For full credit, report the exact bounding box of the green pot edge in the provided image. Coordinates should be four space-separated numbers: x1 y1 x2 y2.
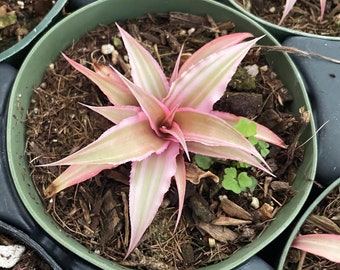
224 0 340 42
278 178 340 270
0 0 68 64
6 0 317 269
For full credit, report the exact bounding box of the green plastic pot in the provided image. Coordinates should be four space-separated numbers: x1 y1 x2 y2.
278 177 340 269
223 0 340 42
0 220 62 269
0 0 67 67
6 0 317 269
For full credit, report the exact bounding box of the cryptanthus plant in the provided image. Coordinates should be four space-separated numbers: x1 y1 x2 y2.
279 0 326 25
43 24 286 257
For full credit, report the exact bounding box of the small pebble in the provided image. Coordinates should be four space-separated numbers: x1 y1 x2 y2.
250 197 260 209
101 44 115 55
187 28 195 35
0 245 26 268
245 64 259 77
17 1 24 9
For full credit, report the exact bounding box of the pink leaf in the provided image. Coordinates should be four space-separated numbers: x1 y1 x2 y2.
81 104 140 124
319 0 326 21
62 54 137 105
45 164 114 198
178 32 253 76
117 24 169 99
174 108 266 163
116 73 169 134
159 121 189 159
164 37 261 112
44 113 169 166
92 61 129 91
292 234 340 263
212 111 287 148
126 143 179 257
279 0 297 25
187 141 273 175
174 153 187 230
170 46 184 84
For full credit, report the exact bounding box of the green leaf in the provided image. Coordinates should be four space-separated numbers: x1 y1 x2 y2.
260 148 270 158
249 177 258 193
257 140 270 157
238 172 253 189
194 154 215 170
234 118 257 137
235 161 251 168
224 167 237 180
222 177 241 194
248 136 258 146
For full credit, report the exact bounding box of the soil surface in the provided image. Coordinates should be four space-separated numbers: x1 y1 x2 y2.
0 0 54 52
235 0 340 36
25 13 306 269
284 185 340 269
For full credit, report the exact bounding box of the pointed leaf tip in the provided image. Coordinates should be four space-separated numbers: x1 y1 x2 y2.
126 143 179 257
116 23 169 100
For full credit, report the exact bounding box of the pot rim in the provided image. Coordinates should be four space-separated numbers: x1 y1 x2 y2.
227 0 340 41
0 0 68 65
278 178 340 269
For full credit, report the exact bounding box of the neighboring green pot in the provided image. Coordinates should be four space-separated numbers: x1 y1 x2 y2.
6 0 317 269
0 0 67 67
278 178 340 269
223 0 340 42
0 220 62 269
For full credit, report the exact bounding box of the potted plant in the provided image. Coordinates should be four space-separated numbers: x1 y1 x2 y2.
222 0 340 41
0 0 68 66
0 220 62 269
278 177 340 269
6 0 317 269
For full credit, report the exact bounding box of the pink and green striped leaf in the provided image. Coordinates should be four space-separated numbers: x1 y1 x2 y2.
44 113 168 166
187 141 272 175
292 234 340 263
81 104 140 124
174 108 266 163
117 24 169 100
62 54 137 106
164 37 261 112
127 143 179 257
212 111 287 148
45 163 115 198
178 32 254 76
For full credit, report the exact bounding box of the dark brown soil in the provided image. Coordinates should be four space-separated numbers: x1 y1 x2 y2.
284 185 340 269
25 13 306 269
0 0 54 52
235 0 340 36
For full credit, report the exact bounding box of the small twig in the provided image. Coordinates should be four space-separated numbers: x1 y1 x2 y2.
121 192 130 248
330 3 340 17
298 120 329 149
297 250 307 270
255 45 340 64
